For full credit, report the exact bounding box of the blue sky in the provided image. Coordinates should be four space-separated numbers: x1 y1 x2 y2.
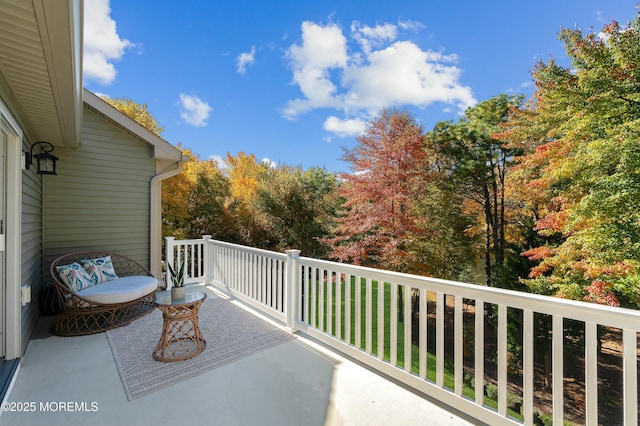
83 0 638 173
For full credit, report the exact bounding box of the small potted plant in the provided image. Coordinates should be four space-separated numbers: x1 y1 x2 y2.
168 257 186 299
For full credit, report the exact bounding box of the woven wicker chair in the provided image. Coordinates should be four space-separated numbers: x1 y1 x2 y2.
50 252 157 336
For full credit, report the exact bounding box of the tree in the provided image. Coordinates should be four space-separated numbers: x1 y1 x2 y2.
161 145 192 239
99 96 165 136
224 152 272 246
501 14 640 307
255 166 340 257
326 108 426 273
185 157 233 239
426 94 525 286
161 147 233 240
410 178 477 281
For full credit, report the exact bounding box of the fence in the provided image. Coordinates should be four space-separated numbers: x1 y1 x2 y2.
166 236 640 426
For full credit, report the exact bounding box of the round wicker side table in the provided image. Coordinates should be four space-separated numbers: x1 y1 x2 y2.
152 290 207 362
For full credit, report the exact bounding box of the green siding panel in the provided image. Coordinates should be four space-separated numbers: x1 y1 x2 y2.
43 107 156 269
21 139 43 355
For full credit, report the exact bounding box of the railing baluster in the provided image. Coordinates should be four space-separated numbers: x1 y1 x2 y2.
436 292 444 388
419 288 427 380
366 278 373 355
498 304 507 416
553 315 564 423
302 265 308 324
190 244 195 279
454 295 463 396
256 254 260 300
585 321 597 426
327 270 333 336
623 329 638 426
257 255 262 303
336 272 342 341
311 267 317 329
270 258 276 309
523 309 534 425
355 276 362 350
404 285 412 373
247 252 252 297
475 300 484 405
345 274 351 345
253 254 258 299
238 250 243 292
257 254 262 301
276 259 282 312
262 255 267 306
390 282 397 366
319 269 325 332
378 280 385 360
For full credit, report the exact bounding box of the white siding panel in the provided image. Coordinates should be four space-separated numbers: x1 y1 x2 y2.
43 108 155 269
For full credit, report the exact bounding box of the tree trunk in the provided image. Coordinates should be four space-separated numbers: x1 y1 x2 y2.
483 187 494 286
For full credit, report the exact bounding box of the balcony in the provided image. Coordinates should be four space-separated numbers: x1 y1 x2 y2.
4 237 640 425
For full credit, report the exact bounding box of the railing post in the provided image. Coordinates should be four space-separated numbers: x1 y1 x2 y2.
203 235 212 284
165 236 175 290
285 249 301 333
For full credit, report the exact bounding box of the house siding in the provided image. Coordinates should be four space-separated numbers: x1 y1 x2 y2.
0 75 43 355
20 144 42 354
43 106 155 271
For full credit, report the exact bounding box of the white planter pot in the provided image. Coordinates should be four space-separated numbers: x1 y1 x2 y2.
171 286 185 300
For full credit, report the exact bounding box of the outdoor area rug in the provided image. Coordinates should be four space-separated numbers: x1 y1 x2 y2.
106 296 296 400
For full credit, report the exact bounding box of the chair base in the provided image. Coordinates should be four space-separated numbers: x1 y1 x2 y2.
50 293 156 336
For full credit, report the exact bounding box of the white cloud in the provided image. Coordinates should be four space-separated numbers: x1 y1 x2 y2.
595 10 604 22
282 21 349 118
283 20 477 134
398 19 424 32
237 46 256 74
343 41 475 113
209 154 225 167
351 21 397 55
179 94 212 127
323 116 366 137
83 0 133 85
261 158 277 168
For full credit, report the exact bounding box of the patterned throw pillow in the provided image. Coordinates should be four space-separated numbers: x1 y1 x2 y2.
56 262 97 292
81 256 119 283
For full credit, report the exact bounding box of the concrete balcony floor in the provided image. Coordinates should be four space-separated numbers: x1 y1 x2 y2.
1 286 477 426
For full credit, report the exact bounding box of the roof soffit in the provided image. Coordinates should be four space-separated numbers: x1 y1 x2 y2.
0 0 82 148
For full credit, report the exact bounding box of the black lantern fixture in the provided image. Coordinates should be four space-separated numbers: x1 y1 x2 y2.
25 141 58 175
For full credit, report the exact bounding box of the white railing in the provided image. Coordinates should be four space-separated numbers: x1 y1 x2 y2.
166 236 640 426
164 236 206 288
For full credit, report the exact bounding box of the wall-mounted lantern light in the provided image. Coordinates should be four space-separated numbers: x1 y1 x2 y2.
25 141 58 175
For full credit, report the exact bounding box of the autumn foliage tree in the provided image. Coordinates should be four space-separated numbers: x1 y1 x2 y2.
223 152 272 246
161 147 233 240
502 15 640 307
100 96 165 136
327 109 427 273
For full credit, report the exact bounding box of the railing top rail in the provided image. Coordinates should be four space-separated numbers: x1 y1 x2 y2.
165 237 206 245
205 239 288 261
298 256 640 329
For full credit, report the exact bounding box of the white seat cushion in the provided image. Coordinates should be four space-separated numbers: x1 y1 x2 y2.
76 276 158 304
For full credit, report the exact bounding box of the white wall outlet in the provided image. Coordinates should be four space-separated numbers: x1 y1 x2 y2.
21 285 31 306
